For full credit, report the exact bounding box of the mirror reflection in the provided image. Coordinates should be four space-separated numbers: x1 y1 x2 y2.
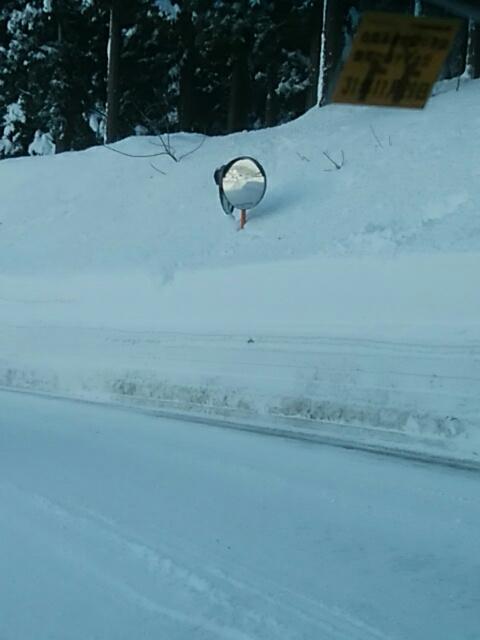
221 157 266 210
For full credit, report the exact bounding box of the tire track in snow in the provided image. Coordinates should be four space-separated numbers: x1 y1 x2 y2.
0 483 290 640
0 481 392 640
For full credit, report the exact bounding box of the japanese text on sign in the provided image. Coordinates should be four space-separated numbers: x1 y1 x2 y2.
332 12 460 109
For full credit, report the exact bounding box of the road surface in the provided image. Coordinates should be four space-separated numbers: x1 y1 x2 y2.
1 390 479 639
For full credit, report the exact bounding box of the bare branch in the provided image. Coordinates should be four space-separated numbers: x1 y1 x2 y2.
149 133 206 161
146 138 177 161
104 99 206 164
149 161 167 175
133 103 180 161
177 135 207 161
322 150 345 171
103 144 171 159
18 88 35 98
149 133 177 159
91 105 106 118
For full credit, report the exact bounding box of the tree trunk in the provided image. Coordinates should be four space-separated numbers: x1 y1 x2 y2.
421 1 468 79
466 19 480 78
106 0 121 143
318 0 349 106
179 58 195 131
52 0 63 44
443 19 468 79
264 63 278 127
227 50 249 133
53 0 67 153
305 1 323 110
178 11 196 131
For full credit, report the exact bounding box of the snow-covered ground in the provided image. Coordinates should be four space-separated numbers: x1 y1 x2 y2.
1 390 479 640
1 80 480 460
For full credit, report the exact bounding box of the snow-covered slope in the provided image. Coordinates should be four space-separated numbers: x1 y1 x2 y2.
1 80 480 333
1 80 480 462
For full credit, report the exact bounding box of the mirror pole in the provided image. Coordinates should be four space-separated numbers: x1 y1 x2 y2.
239 209 247 230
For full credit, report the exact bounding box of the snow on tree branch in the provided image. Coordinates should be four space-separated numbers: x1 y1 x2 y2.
154 0 180 20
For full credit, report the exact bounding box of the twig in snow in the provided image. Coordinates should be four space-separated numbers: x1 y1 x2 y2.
322 150 345 171
149 161 166 175
148 129 179 161
116 102 181 161
105 100 207 164
369 124 384 149
296 151 311 162
138 104 206 162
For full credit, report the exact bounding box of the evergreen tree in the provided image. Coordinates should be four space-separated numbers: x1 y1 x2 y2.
119 0 179 135
1 0 476 159
0 0 105 157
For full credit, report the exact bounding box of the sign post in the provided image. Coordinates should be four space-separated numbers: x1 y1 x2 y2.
240 209 247 230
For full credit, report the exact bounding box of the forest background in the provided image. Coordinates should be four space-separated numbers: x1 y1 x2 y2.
1 0 479 157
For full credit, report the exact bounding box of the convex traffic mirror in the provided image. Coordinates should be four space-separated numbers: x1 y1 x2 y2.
214 157 267 226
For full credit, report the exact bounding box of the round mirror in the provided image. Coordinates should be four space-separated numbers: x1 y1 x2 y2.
221 157 266 210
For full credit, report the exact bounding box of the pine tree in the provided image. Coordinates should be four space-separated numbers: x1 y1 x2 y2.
0 0 104 157
318 0 350 106
106 0 122 142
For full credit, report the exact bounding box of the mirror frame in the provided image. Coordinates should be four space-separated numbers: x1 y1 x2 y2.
215 156 267 214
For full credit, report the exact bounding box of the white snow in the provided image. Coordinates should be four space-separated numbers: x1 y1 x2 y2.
1 80 480 461
1 390 479 640
28 129 55 156
154 0 180 20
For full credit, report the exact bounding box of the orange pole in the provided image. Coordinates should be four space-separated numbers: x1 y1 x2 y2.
239 209 247 230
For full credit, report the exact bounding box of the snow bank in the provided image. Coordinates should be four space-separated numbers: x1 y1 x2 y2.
1 319 479 465
1 79 480 463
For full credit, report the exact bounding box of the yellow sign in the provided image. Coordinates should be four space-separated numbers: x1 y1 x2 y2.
332 12 460 109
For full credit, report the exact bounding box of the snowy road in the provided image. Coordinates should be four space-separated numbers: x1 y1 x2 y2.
1 391 479 640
